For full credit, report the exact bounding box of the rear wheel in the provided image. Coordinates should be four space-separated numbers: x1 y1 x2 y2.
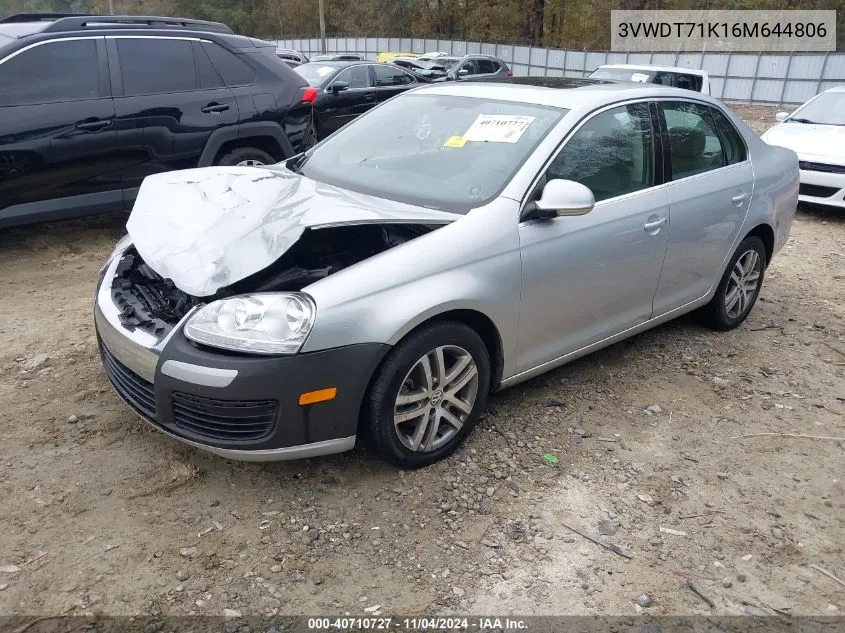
701 236 766 330
216 147 275 167
363 322 491 469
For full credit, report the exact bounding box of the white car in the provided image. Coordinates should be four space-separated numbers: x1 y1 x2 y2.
761 87 845 209
589 64 710 95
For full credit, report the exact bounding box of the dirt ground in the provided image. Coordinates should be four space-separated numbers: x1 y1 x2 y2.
0 105 843 624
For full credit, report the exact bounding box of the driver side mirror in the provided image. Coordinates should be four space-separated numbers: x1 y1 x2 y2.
458 68 469 77
775 111 790 122
331 81 349 94
522 179 595 222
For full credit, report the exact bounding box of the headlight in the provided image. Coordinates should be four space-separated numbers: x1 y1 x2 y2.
184 293 316 355
100 234 133 273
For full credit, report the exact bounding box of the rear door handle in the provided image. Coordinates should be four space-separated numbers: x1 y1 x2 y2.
201 103 230 113
731 193 748 205
76 119 112 131
643 217 667 232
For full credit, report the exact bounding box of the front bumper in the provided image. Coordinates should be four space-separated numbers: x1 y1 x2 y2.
94 248 389 461
797 167 845 208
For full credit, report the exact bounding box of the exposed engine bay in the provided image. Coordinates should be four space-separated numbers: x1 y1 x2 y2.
113 223 437 337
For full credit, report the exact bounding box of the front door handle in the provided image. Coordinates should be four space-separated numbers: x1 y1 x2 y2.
76 118 112 131
731 193 748 206
201 103 230 113
363 92 377 101
643 217 667 232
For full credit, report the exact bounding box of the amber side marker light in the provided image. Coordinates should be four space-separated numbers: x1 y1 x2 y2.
298 388 337 405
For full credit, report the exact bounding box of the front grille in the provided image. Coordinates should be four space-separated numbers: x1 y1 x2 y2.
799 183 840 198
99 342 156 418
171 393 277 442
799 161 845 174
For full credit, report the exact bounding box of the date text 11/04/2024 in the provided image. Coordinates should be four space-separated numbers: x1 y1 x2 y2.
306 617 529 630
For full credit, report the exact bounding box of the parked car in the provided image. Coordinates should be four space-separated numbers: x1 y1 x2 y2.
588 64 710 94
390 56 450 79
434 54 512 81
293 61 427 139
95 81 797 467
311 53 361 61
377 51 417 63
276 47 308 66
761 87 845 209
0 13 315 228
467 76 613 89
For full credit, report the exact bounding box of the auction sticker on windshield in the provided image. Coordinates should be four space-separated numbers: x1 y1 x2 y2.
463 114 534 143
631 72 650 82
443 135 468 148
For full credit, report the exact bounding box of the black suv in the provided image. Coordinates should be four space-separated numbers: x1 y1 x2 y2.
0 13 316 228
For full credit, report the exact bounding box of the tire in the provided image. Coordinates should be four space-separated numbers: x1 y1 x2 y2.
701 236 767 331
215 147 275 167
363 321 491 469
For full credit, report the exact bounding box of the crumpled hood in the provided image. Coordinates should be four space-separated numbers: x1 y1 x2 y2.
126 165 458 297
762 123 845 163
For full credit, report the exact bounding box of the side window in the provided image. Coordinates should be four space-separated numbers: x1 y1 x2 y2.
654 72 675 87
118 39 196 95
0 39 100 105
335 65 371 89
202 42 256 87
373 65 414 86
477 59 499 74
709 107 748 164
194 42 223 89
547 102 654 202
676 74 702 92
662 101 726 180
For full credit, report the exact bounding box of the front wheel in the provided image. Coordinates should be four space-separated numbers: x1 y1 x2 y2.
216 147 275 167
363 322 491 468
701 236 767 330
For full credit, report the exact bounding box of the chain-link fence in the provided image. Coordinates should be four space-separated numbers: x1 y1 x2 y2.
275 35 845 106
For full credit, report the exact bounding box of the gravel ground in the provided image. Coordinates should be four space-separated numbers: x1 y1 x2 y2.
0 104 843 624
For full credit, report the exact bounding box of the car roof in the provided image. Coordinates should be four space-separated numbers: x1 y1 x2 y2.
597 64 707 76
0 13 236 48
414 80 712 110
0 21 52 40
304 60 370 68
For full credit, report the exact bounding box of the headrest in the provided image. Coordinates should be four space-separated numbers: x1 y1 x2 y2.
668 127 705 158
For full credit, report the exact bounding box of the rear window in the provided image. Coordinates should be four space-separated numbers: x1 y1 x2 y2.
589 68 654 83
202 41 256 87
294 63 337 86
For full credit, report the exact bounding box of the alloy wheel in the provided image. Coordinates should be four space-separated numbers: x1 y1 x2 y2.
393 345 479 452
724 249 762 319
236 159 266 166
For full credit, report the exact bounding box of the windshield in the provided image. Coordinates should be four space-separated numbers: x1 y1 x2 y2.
294 64 337 86
789 92 845 125
589 68 654 83
297 93 566 213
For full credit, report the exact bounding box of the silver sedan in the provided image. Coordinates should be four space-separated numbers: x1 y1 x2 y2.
95 82 798 468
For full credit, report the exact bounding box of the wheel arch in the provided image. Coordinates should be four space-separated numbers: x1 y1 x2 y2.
355 307 506 448
199 123 295 166
362 307 506 403
743 222 775 265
